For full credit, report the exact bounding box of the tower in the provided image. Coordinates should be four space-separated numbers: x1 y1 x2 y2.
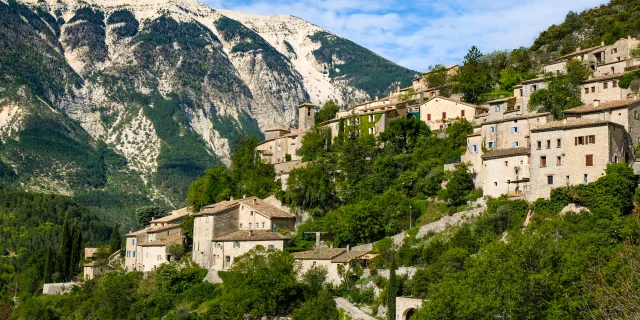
298 103 315 132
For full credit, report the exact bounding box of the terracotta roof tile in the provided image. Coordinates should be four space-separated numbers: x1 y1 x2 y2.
557 44 605 60
146 224 181 233
563 98 640 114
422 96 488 110
531 118 620 132
293 248 346 260
265 127 291 132
194 197 294 219
582 72 625 84
467 131 481 137
331 250 371 263
481 147 530 160
152 207 191 223
84 248 98 259
213 230 290 241
474 112 551 126
139 234 184 247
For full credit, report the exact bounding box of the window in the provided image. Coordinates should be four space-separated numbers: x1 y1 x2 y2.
489 127 496 133
461 110 465 117
250 210 254 216
427 114 431 121
439 124 444 129
557 139 562 148
511 142 519 148
132 239 135 245
268 245 275 250
469 144 478 153
495 105 501 112
612 48 618 54
368 127 374 135
234 241 240 248
133 251 135 257
586 154 593 166
611 67 615 74
504 161 509 167
603 82 608 89
540 156 547 167
442 112 447 119
556 156 562 165
614 155 618 163
547 175 554 185
591 86 595 93
249 223 252 229
126 251 130 258
240 223 243 228
486 141 495 149
368 115 374 122
588 135 595 144
157 255 162 261
546 140 551 149
576 136 585 145
531 85 538 92
536 141 542 150
307 108 311 116
584 87 589 94
355 118 360 125
635 110 639 120
584 174 588 183
519 88 523 96
494 181 498 187
613 81 618 88
312 261 317 267
225 256 231 262
511 126 520 134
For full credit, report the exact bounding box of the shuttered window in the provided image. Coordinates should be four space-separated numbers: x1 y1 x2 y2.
461 110 465 117
586 154 593 166
442 112 447 119
427 114 431 120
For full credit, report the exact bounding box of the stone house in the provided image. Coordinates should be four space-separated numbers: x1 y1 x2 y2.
124 207 190 272
256 103 315 165
192 196 295 271
529 119 630 200
463 113 551 189
484 97 518 121
520 77 547 110
564 98 640 148
318 100 409 139
418 96 488 130
480 148 531 199
82 248 104 280
292 247 371 285
580 73 630 104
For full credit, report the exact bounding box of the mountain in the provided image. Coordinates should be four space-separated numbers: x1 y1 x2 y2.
0 0 418 225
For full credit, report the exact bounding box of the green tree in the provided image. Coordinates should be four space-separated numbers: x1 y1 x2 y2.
286 162 337 212
166 243 186 261
379 117 430 154
292 289 339 320
43 247 56 283
70 221 83 278
439 164 474 206
109 223 121 255
185 165 232 212
498 66 520 91
297 126 333 161
387 253 397 320
528 58 589 119
454 46 491 104
315 100 340 124
135 205 166 227
426 64 452 96
57 213 72 281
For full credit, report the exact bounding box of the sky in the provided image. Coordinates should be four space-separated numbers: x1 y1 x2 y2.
204 0 610 72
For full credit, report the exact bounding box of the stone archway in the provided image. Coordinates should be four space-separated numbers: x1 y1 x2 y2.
403 308 416 320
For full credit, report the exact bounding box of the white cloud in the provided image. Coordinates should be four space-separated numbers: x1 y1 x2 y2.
208 0 608 71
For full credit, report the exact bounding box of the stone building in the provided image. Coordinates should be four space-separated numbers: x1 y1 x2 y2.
529 119 630 200
463 113 551 189
564 98 640 142
292 247 371 285
519 77 547 110
124 207 190 272
256 103 315 165
418 96 487 130
192 196 295 271
396 297 423 320
480 148 531 199
580 73 630 104
318 99 410 139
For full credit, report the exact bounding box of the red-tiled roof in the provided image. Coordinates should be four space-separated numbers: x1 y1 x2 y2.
563 98 640 114
531 118 620 132
481 147 530 160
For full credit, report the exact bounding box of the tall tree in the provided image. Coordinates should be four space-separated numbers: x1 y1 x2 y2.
135 205 165 227
426 64 452 96
43 247 55 283
315 100 340 124
528 58 589 119
70 221 83 279
387 252 397 320
57 213 72 281
109 224 121 254
454 46 491 104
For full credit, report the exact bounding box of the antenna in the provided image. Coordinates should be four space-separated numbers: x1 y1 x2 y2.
303 232 328 248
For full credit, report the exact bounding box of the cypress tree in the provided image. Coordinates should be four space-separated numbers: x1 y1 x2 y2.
43 247 55 283
387 253 397 320
58 213 72 281
70 221 83 279
109 223 121 254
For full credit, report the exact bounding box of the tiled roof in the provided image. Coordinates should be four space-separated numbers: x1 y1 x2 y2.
331 250 371 263
467 131 481 137
299 102 315 108
139 234 184 247
481 147 530 160
151 207 191 223
125 228 148 237
146 224 181 234
423 96 488 110
83 261 98 267
474 112 550 126
194 197 295 219
213 230 290 241
84 248 98 259
563 98 640 114
521 77 546 84
265 127 291 132
582 72 625 84
531 118 618 132
557 44 605 60
487 96 516 104
293 248 346 260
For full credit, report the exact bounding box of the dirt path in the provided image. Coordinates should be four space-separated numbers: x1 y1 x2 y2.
335 297 376 320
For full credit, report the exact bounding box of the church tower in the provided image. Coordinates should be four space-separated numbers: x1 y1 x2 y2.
298 103 316 132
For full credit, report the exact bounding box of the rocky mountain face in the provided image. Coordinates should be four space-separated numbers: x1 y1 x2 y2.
0 0 417 223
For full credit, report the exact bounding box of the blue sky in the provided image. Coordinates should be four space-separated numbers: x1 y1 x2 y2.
205 0 609 72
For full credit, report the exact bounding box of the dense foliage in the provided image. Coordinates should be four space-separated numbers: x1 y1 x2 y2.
315 100 341 124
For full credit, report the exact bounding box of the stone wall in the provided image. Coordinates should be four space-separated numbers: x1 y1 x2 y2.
482 154 530 198
395 297 422 320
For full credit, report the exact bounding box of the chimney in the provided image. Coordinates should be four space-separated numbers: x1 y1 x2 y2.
563 118 567 125
253 198 257 205
249 229 253 237
346 244 350 252
601 41 605 46
594 99 600 107
230 195 234 201
375 95 379 101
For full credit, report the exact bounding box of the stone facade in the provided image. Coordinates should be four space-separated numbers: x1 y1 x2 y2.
395 297 422 320
192 197 295 271
293 247 371 285
481 151 530 199
580 74 631 104
419 96 487 130
529 119 629 200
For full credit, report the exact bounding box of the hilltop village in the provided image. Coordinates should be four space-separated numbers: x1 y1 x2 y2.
70 36 640 318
